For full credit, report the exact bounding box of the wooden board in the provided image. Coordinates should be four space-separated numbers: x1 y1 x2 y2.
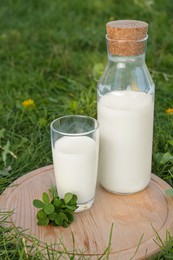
0 165 173 259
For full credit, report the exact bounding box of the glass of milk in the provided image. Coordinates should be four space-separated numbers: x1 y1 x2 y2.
50 115 99 212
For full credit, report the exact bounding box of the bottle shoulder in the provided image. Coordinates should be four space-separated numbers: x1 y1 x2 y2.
98 60 154 96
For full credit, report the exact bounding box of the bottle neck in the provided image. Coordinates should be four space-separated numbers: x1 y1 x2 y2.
107 52 146 65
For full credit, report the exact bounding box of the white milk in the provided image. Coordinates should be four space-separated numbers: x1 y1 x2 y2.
52 136 98 204
98 90 154 194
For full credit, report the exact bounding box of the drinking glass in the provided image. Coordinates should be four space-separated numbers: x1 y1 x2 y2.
50 115 99 212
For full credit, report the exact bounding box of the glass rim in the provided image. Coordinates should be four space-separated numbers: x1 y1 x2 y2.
50 114 99 136
106 34 148 43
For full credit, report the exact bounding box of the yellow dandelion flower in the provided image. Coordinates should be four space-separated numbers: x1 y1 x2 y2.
22 99 35 108
165 108 173 114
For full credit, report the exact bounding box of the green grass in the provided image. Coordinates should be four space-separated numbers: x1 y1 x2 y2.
0 0 173 258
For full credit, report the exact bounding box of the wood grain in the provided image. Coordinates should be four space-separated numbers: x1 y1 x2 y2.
0 165 173 259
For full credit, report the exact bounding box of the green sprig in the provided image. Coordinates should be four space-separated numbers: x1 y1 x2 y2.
33 188 78 228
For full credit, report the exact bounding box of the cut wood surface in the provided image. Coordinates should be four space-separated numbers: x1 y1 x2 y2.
0 165 173 259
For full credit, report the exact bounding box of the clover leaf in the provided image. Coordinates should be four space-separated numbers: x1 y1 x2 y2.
42 192 50 204
33 199 44 208
33 189 78 228
43 203 55 215
64 193 73 204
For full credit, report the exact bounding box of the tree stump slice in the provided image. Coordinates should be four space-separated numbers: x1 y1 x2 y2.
0 165 173 259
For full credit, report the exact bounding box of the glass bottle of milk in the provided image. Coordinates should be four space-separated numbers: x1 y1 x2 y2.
97 20 155 194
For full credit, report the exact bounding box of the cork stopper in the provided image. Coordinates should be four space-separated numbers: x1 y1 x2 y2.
106 20 148 56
